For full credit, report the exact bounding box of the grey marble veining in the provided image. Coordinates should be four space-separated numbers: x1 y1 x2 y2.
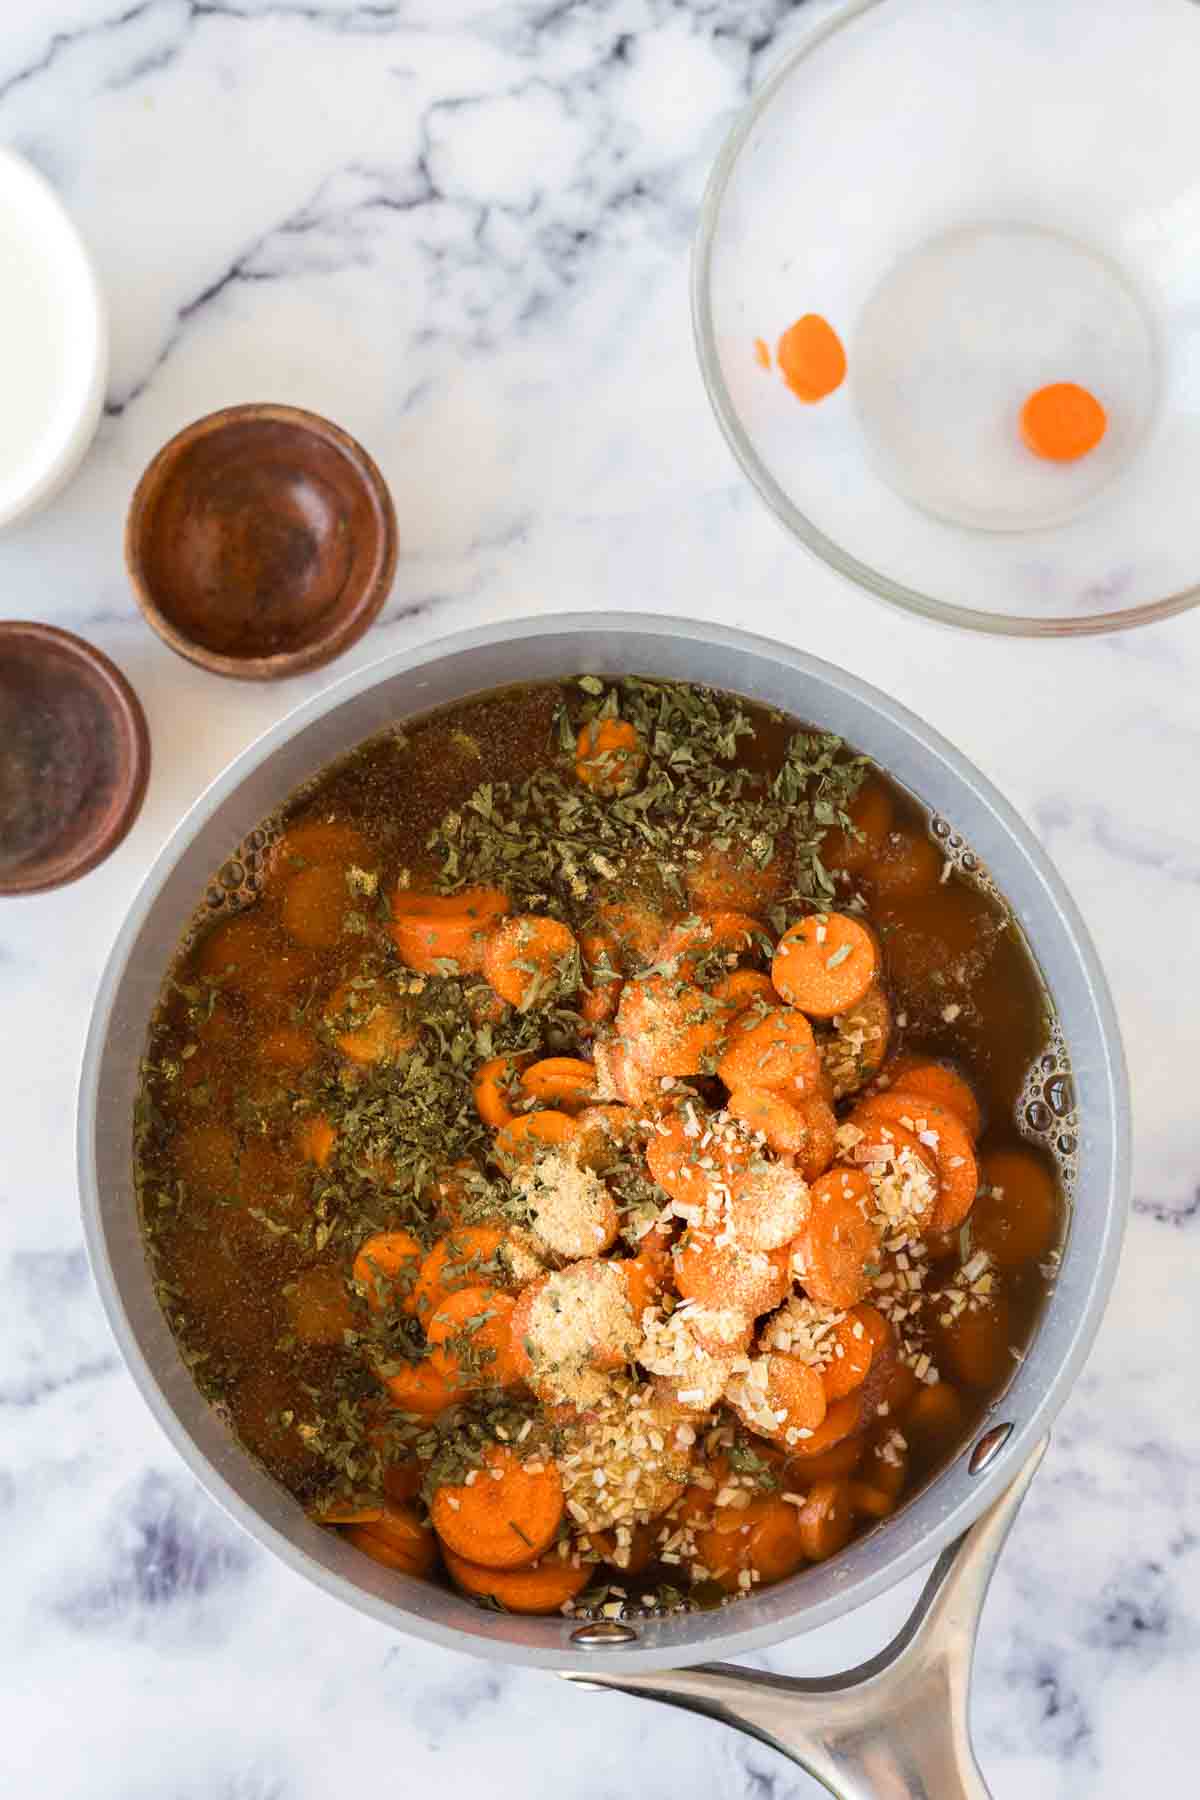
1 3 1197 1796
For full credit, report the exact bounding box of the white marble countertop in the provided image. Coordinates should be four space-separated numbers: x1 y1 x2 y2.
2 3 1198 1796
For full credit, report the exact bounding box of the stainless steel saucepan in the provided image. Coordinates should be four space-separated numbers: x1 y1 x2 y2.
78 616 1129 1797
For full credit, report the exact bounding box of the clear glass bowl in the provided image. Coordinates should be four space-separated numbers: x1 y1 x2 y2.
693 0 1200 635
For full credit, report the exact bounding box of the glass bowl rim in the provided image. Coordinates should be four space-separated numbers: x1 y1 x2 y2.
690 0 1200 637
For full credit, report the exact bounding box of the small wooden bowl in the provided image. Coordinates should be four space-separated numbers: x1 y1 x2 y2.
0 622 150 895
126 404 398 680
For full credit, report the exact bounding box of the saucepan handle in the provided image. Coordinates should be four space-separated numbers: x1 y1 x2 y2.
560 1438 1047 1800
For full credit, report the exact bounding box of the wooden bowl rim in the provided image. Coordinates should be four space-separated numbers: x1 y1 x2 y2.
125 403 398 682
0 621 151 895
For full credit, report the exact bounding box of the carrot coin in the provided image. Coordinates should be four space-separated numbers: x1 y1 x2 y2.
390 886 510 976
617 976 732 1078
717 1007 822 1099
430 1443 564 1570
352 1230 423 1313
792 1167 881 1309
820 777 894 877
494 1109 579 1167
656 912 767 984
345 1504 438 1578
473 1053 532 1129
686 844 786 917
776 313 847 403
426 1286 522 1388
1020 381 1107 462
795 1480 855 1560
674 1232 791 1319
575 717 646 795
483 915 579 1011
852 1093 977 1233
876 1055 982 1140
520 1057 597 1112
972 1147 1059 1270
772 913 878 1019
443 1545 588 1613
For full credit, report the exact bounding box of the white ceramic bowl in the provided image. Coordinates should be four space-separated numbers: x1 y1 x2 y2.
0 147 106 529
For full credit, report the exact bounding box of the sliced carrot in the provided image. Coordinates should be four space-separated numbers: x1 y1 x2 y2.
933 1292 1012 1389
656 911 767 983
820 1306 877 1402
645 1106 737 1209
443 1545 588 1613
351 1231 423 1314
473 1053 532 1129
861 1430 907 1500
412 1226 509 1321
430 1443 564 1570
686 843 786 917
877 1055 982 1140
280 862 356 950
729 1353 827 1449
196 912 313 1002
494 1109 579 1167
325 981 417 1066
574 1103 639 1171
381 1455 426 1505
617 976 732 1078
784 1392 865 1458
286 1264 354 1345
674 1232 791 1318
592 1033 665 1110
426 1285 522 1388
267 817 370 883
579 929 623 1023
847 1481 895 1520
699 1496 809 1591
595 899 669 968
792 1167 881 1309
521 1056 597 1113
820 777 894 876
575 716 646 795
848 1115 940 1190
381 1357 464 1416
615 1251 666 1320
780 1434 865 1484
852 1094 978 1233
259 1023 317 1071
728 1163 811 1253
725 1089 836 1180
794 1478 855 1559
866 830 943 902
483 915 579 1011
776 313 847 403
903 1380 965 1450
717 1007 822 1099
314 1498 384 1525
344 1504 437 1579
820 983 892 1099
772 913 878 1019
296 1113 337 1169
711 969 777 1015
877 1359 920 1420
390 886 510 976
1020 381 1106 462
972 1147 1059 1269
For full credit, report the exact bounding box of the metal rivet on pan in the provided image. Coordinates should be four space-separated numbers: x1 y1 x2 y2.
570 1621 639 1646
969 1423 1013 1474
